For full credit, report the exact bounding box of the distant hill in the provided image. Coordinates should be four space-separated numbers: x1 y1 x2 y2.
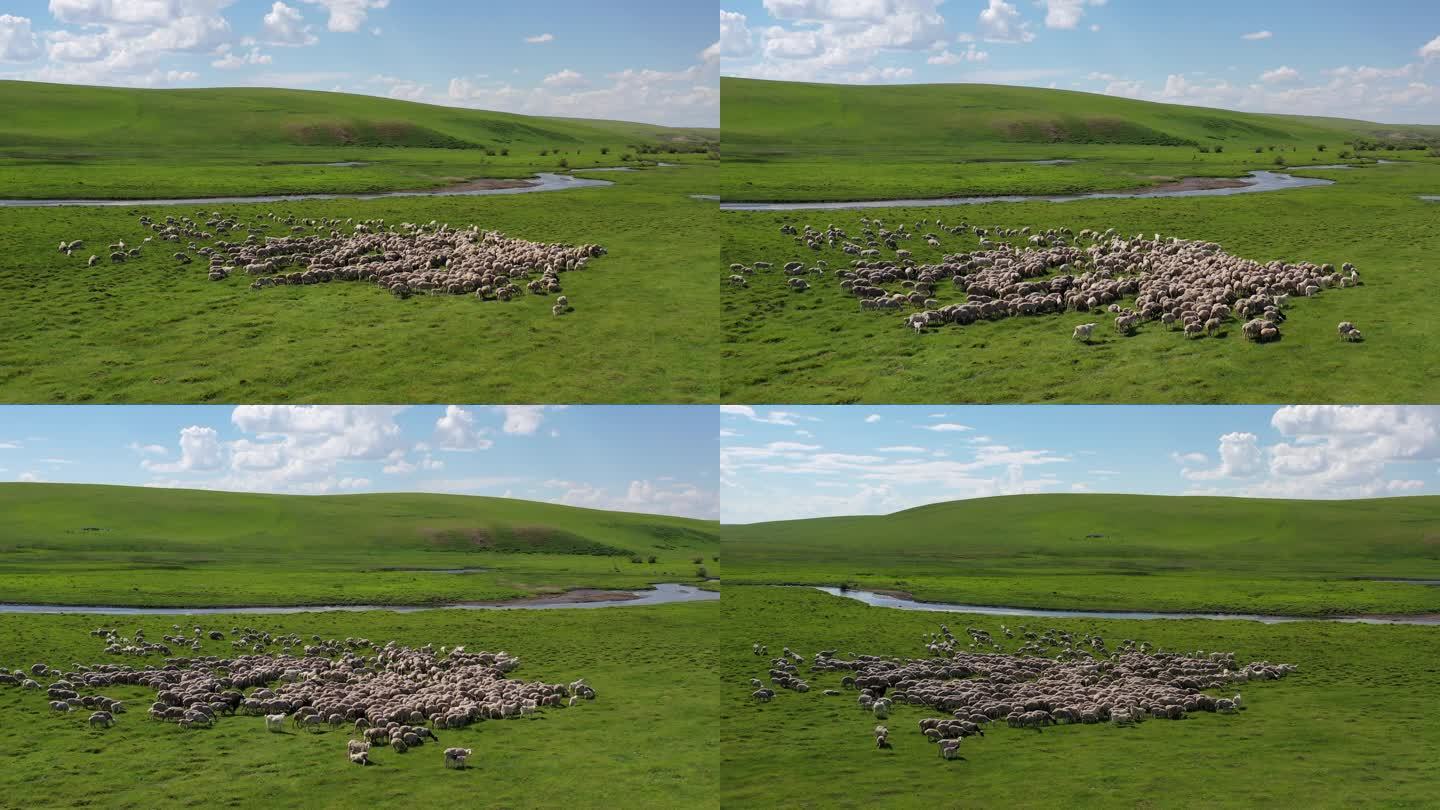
0 81 717 152
722 78 1440 152
725 493 1440 570
0 483 718 558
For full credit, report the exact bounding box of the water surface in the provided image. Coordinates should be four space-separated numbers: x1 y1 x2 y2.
0 173 612 208
721 171 1334 212
0 583 716 614
808 586 1440 625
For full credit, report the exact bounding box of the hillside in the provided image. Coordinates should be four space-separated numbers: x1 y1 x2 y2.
722 77 1439 153
0 80 716 153
726 494 1440 572
0 483 718 559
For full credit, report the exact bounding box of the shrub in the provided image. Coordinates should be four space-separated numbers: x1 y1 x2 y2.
1213 145 1223 153
1197 146 1211 154
691 556 703 564
600 146 610 155
647 555 657 564
712 555 719 562
630 556 643 564
1274 155 1287 166
558 158 569 168
1318 144 1327 152
499 148 509 156
696 566 708 578
621 153 634 161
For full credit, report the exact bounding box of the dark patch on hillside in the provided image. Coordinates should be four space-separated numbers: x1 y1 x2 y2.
1186 115 1295 141
284 120 480 149
610 522 721 550
423 525 630 556
998 117 1195 146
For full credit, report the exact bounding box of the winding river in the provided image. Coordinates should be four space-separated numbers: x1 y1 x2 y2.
809 586 1440 626
720 170 1335 211
0 172 613 208
0 583 717 615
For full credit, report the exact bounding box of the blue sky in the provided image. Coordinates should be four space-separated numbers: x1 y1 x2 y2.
719 1 1440 123
0 406 719 519
720 405 1440 523
0 1 718 126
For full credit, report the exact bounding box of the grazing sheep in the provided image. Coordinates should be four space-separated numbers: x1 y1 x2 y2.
754 626 1294 756
26 631 588 766
745 226 1358 344
444 747 473 769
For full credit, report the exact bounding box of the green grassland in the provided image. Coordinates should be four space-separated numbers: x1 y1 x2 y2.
723 494 1440 616
0 484 719 607
0 602 718 809
0 82 719 403
719 81 1440 403
0 81 716 198
720 586 1440 809
720 78 1436 201
0 167 718 404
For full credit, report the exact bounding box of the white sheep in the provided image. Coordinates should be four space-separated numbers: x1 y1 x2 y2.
444 747 472 769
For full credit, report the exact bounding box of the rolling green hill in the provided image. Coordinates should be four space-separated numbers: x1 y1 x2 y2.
0 484 719 606
0 80 716 153
727 493 1440 568
722 77 1439 153
724 494 1440 615
0 483 717 558
0 80 718 198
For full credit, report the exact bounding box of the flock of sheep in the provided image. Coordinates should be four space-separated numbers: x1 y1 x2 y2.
63 210 605 315
729 217 1366 344
3 624 596 771
748 623 1295 760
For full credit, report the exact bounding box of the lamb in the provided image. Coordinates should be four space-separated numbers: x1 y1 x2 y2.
444 747 473 769
265 713 286 733
1072 322 1097 342
349 751 370 766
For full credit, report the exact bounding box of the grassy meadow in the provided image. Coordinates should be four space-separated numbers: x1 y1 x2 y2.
0 81 716 198
723 494 1440 617
0 602 718 809
720 586 1440 809
0 484 719 607
0 82 719 404
718 79 1440 403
